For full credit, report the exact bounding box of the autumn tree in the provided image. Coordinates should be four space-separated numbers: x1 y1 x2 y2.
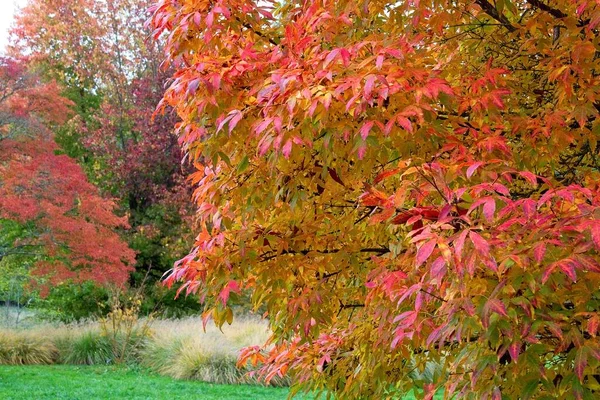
10 0 196 289
0 136 136 294
0 56 71 139
151 0 600 398
0 57 135 295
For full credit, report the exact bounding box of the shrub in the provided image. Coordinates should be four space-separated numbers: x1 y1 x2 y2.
35 281 110 323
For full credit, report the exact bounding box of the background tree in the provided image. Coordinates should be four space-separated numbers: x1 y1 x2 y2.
0 56 136 299
10 0 198 298
152 0 600 398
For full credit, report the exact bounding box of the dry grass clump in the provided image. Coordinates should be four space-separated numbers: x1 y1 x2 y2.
0 330 57 365
141 316 272 384
141 338 242 383
0 320 147 366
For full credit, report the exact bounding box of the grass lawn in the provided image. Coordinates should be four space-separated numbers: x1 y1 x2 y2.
0 365 295 400
0 365 444 399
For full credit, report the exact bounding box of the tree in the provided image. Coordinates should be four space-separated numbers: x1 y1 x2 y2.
0 56 72 139
151 0 600 398
0 135 136 295
11 0 196 290
0 57 135 296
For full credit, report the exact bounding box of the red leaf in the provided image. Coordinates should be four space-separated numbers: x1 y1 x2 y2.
466 162 484 178
374 167 401 184
357 144 367 160
558 259 578 282
509 341 520 363
364 75 376 97
591 221 600 250
416 239 436 267
492 387 502 400
396 116 413 132
575 347 587 382
519 170 538 185
360 121 375 140
228 110 243 133
415 291 424 311
541 263 557 284
340 48 351 67
430 256 446 281
282 140 292 158
376 54 384 69
533 242 546 263
483 198 496 222
255 118 272 135
454 229 469 262
324 49 339 67
469 231 490 258
587 315 599 337
487 298 508 317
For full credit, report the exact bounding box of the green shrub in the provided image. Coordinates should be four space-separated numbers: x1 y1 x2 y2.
139 337 182 374
0 331 56 365
177 348 242 383
36 281 110 323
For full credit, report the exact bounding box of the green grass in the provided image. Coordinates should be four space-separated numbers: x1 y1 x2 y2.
0 365 296 400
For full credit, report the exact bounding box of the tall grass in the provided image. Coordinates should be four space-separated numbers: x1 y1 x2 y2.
0 315 284 385
0 331 57 364
141 316 273 384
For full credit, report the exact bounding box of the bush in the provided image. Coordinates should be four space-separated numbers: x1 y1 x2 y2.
36 281 110 323
54 331 112 365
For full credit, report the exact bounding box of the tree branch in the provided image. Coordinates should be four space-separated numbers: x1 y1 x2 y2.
260 247 390 261
475 0 517 32
525 0 567 19
235 17 279 46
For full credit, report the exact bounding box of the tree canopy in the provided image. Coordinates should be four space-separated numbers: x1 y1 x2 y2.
0 56 135 295
9 0 197 289
151 0 600 398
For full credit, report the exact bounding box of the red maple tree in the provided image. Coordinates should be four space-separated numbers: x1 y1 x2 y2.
0 57 135 293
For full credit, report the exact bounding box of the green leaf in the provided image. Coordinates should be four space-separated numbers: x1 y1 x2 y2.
237 155 249 173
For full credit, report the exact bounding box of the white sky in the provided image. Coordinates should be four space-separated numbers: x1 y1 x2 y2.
0 0 27 54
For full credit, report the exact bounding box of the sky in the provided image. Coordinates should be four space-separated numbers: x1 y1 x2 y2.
0 0 27 53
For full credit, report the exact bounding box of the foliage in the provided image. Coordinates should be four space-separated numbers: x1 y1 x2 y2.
0 135 136 294
152 0 600 398
0 56 72 138
11 0 196 291
35 281 202 323
0 57 136 295
55 331 115 365
36 282 110 323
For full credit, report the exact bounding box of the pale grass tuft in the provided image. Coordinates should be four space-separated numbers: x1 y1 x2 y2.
0 330 57 365
141 315 271 384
